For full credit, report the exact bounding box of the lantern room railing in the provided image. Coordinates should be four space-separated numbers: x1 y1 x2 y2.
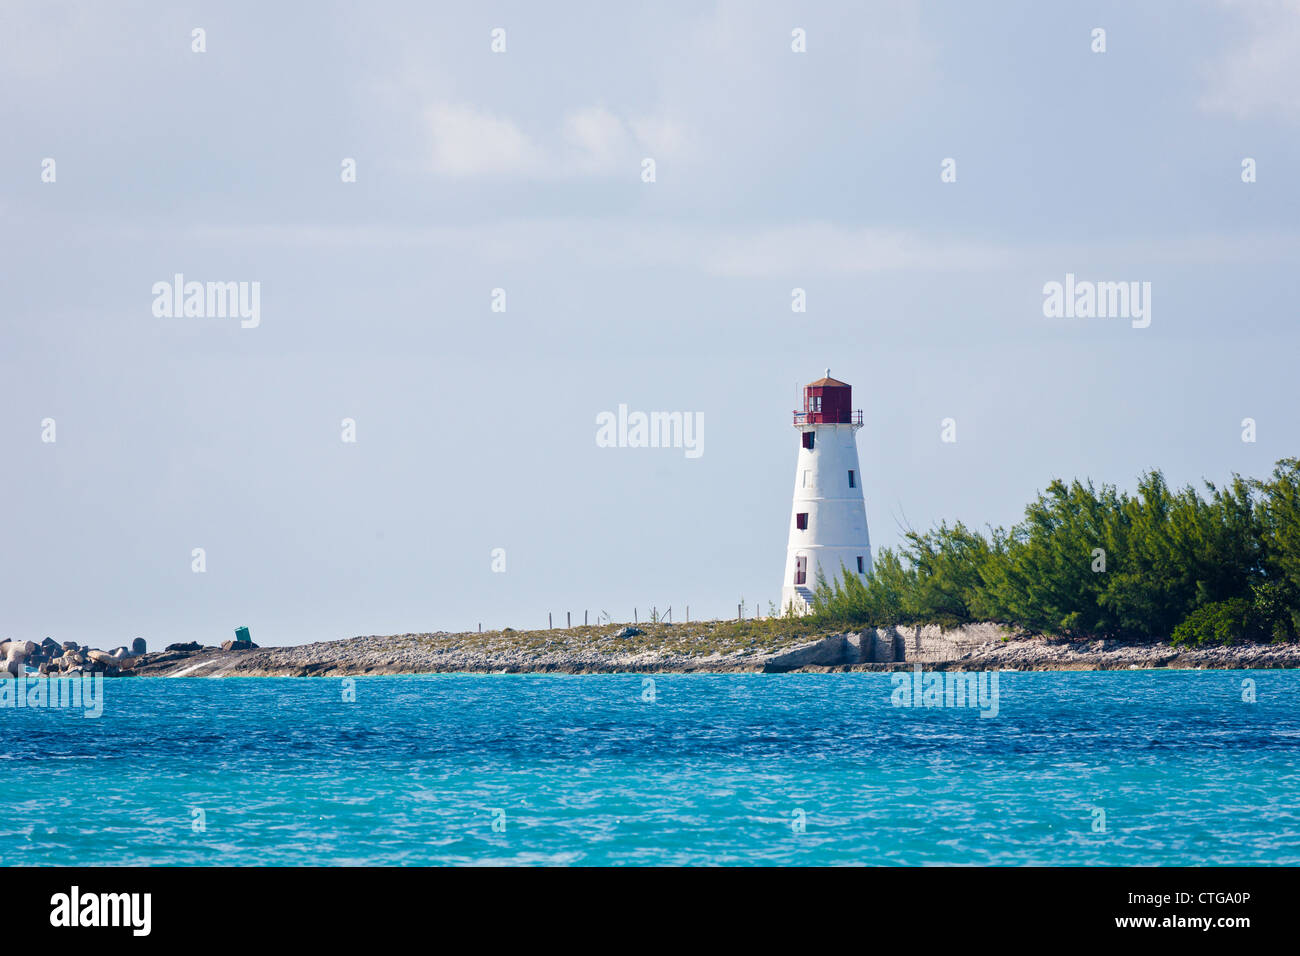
793 410 863 426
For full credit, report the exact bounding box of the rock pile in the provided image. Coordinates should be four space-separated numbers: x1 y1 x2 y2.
0 637 148 677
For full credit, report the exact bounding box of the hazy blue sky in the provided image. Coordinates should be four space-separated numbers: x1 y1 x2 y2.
2 1 1298 646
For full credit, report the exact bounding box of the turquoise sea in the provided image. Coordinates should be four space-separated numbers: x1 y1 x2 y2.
3 672 1297 866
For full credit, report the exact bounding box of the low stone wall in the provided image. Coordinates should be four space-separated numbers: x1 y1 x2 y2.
874 623 1010 664
762 623 1015 671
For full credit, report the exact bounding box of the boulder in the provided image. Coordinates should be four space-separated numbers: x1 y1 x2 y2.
41 637 60 653
61 641 77 652
220 639 257 651
762 635 856 672
165 642 202 652
614 627 644 638
86 650 118 666
131 638 147 655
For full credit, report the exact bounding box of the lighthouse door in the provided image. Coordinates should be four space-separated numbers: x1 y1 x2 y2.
794 555 807 585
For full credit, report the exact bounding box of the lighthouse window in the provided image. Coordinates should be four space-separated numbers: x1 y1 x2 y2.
848 470 856 488
802 432 814 450
857 556 865 574
810 395 822 413
796 513 808 531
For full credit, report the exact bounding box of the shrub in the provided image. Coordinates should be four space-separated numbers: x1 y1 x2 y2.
1170 599 1262 647
811 460 1300 644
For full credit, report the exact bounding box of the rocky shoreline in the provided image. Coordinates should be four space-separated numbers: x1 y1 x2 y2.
1 636 256 679
2 636 152 678
112 622 1300 677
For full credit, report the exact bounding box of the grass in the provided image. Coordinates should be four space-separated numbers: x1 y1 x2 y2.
404 617 842 657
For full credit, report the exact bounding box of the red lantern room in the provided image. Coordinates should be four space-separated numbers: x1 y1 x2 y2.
793 369 863 426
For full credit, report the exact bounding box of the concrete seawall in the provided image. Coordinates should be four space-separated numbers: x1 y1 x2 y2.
762 624 1010 671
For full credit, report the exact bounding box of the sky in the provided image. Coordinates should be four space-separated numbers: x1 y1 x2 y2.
2 1 1298 647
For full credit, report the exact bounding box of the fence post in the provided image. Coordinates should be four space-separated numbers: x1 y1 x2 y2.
584 610 588 626
634 608 637 623
549 612 552 630
567 611 571 628
686 605 689 624
737 603 742 621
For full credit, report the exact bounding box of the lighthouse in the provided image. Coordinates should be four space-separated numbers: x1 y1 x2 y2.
781 371 871 614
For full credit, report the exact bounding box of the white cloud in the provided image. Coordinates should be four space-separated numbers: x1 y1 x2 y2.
631 1 936 184
700 224 1011 276
415 4 932 186
628 115 689 163
427 104 542 176
110 219 1300 279
1200 0 1300 121
427 102 687 179
561 106 631 174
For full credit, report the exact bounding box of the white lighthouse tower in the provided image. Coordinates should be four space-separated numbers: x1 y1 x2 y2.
781 371 871 614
